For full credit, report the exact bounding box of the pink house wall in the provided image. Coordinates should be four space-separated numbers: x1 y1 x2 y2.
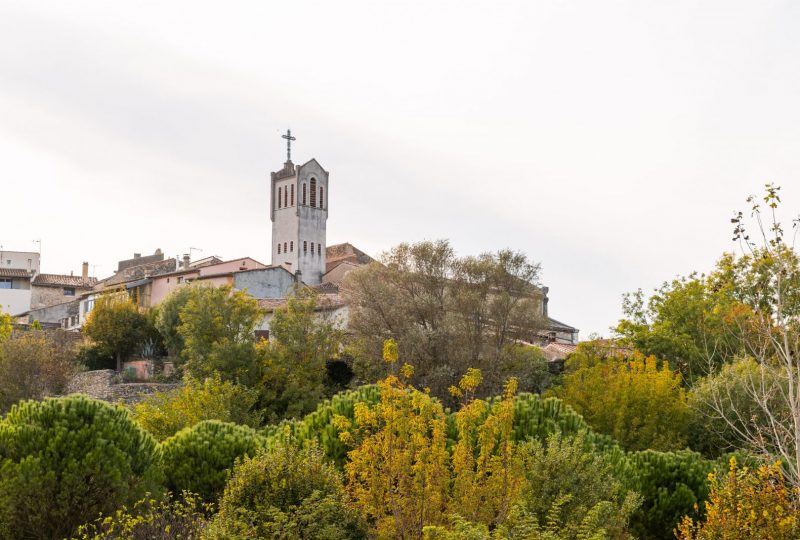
150 258 266 305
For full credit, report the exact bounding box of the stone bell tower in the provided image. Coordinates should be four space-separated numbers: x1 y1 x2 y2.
270 130 329 285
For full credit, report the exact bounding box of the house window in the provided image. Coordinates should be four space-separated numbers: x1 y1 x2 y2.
318 243 322 256
278 187 282 209
320 186 324 209
303 241 307 254
278 244 282 254
290 184 295 205
0 279 10 290
310 178 317 207
284 242 288 253
63 287 75 296
302 183 307 205
290 241 294 252
254 329 270 341
178 277 184 284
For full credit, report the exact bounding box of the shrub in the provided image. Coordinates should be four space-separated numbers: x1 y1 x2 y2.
132 375 262 441
161 420 263 503
0 396 162 540
74 491 210 539
207 443 367 539
0 330 79 413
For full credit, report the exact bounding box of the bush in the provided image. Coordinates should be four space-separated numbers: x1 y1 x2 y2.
132 376 262 441
207 443 367 539
74 491 210 539
0 396 162 540
161 420 263 503
0 330 79 413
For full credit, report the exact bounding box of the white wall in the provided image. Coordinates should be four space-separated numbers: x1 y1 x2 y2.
0 289 32 316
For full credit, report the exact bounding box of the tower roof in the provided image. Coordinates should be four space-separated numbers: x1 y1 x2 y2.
272 160 296 180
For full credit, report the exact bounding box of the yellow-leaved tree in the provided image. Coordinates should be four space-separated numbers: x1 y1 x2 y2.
677 457 800 539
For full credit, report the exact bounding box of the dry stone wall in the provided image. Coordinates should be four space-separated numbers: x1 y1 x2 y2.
65 369 180 404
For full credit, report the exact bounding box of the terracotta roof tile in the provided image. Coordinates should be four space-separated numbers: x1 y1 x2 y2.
32 274 97 288
0 269 33 278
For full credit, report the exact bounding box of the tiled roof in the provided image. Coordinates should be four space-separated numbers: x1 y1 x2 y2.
539 342 578 362
0 268 33 278
102 258 177 287
312 282 340 294
33 274 97 288
257 293 346 313
546 317 578 332
325 243 374 272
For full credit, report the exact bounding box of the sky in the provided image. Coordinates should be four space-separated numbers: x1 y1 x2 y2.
1 1 799 337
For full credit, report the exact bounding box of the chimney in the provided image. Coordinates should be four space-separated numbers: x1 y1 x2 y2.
182 254 191 270
133 253 141 259
82 262 89 279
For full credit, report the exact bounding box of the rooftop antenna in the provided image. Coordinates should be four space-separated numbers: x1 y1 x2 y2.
91 264 102 278
189 247 203 261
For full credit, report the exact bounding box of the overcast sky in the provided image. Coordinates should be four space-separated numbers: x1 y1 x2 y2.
1 1 799 336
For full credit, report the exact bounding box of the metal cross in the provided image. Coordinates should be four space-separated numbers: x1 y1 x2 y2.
282 129 296 161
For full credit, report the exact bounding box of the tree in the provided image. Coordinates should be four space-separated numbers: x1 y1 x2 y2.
177 285 263 385
206 442 367 539
0 313 12 343
83 292 154 371
132 375 262 441
557 352 690 451
258 287 345 422
161 420 263 503
153 286 193 360
0 396 162 540
0 330 79 413
677 457 800 540
688 185 800 485
342 240 546 402
335 343 450 538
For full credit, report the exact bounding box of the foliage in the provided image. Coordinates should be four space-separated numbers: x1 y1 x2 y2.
0 396 162 540
177 285 263 385
0 313 11 343
132 375 262 441
258 288 345 422
336 362 451 537
83 292 155 371
557 351 690 451
153 286 193 360
342 240 546 403
0 330 78 413
676 457 800 539
619 449 714 540
500 432 640 540
206 442 367 539
615 270 746 384
74 491 210 539
450 374 524 527
498 345 551 394
161 420 263 503
687 357 784 458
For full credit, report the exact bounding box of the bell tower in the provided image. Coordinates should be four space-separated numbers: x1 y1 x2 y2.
270 130 328 284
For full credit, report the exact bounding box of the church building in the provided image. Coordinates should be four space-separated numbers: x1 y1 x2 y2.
270 130 329 285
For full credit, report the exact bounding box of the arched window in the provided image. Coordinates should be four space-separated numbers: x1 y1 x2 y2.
320 186 324 209
302 183 307 205
277 187 282 209
290 241 294 252
303 241 307 254
318 243 321 256
310 178 317 207
290 184 295 206
283 242 287 253
284 186 288 207
310 242 315 255
278 243 281 254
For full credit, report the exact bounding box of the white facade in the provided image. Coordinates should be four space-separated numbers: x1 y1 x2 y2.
270 159 329 284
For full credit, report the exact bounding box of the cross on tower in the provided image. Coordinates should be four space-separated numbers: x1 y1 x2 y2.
282 129 296 162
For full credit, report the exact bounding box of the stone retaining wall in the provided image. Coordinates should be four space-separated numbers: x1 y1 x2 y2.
65 369 180 404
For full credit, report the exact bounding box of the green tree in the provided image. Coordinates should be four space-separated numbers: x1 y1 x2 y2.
0 396 162 540
0 313 12 343
0 330 79 413
83 292 154 371
132 375 262 441
259 288 345 422
161 420 263 503
557 352 690 451
153 286 194 360
177 285 262 385
206 442 367 539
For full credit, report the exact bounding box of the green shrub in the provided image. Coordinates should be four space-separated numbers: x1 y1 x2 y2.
0 395 162 540
207 442 367 539
74 491 210 539
161 420 263 503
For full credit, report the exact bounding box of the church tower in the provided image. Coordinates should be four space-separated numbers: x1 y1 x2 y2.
270 130 329 285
